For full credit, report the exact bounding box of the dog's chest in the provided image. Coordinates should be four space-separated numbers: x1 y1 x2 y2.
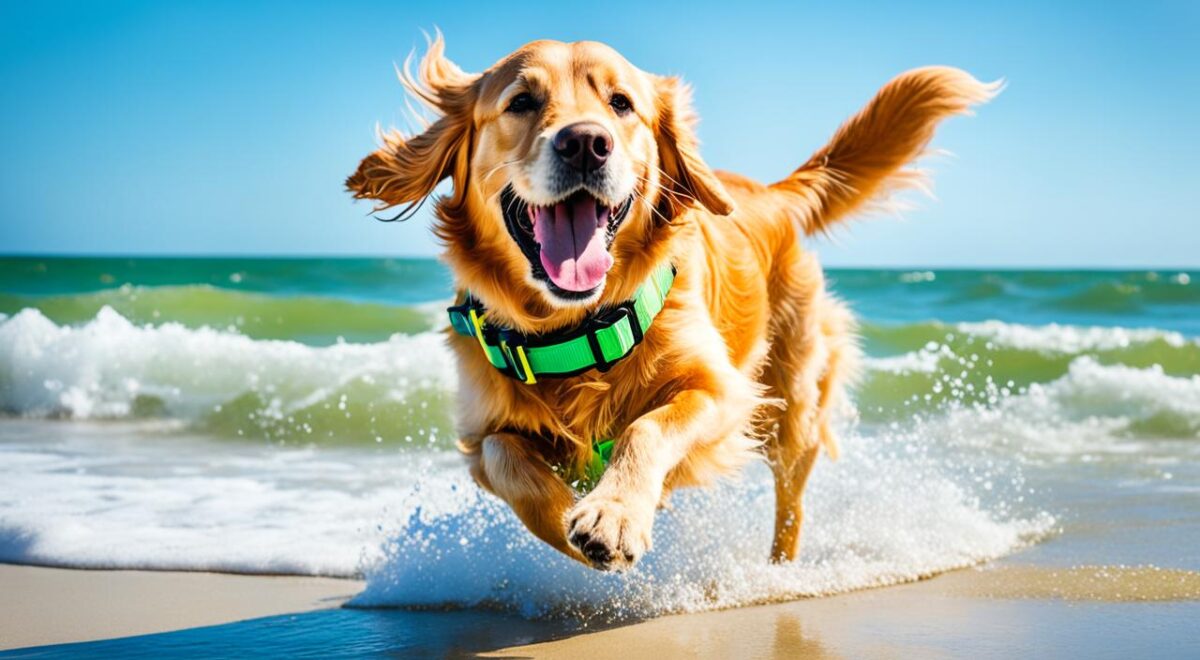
530 371 652 442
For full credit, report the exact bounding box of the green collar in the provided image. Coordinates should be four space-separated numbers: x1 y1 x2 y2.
447 264 676 384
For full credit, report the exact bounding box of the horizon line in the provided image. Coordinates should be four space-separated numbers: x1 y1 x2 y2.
0 253 1196 272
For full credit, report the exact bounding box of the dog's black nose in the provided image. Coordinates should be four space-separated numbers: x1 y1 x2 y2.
553 122 612 174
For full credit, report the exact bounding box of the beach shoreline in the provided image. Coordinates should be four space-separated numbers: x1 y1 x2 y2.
4 561 1199 655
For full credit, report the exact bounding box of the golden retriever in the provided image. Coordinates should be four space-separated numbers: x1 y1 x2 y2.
348 36 995 570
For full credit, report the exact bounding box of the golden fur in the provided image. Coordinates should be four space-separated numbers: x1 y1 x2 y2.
348 36 997 569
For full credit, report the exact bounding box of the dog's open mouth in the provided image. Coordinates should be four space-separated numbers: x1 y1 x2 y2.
501 186 634 299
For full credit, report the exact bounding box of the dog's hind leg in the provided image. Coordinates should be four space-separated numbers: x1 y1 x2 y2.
765 414 823 563
762 259 858 562
460 432 585 564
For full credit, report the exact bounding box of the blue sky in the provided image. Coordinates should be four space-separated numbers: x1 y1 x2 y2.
1 1 1196 266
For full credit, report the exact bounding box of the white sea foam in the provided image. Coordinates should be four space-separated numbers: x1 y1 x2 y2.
0 306 456 421
865 345 948 373
899 270 937 283
0 421 465 576
933 357 1200 453
353 432 1052 619
953 320 1191 352
1028 357 1200 428
0 418 1052 618
4 309 1194 427
3 307 1197 457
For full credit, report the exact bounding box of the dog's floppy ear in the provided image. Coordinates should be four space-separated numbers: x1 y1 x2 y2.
347 35 479 217
653 76 735 219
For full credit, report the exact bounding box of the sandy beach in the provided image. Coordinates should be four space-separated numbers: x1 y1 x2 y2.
0 564 362 651
3 561 1198 656
494 564 1200 658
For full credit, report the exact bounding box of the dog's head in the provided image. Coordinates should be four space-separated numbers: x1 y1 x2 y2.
348 37 732 324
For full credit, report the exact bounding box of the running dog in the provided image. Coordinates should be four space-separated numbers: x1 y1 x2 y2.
347 36 995 570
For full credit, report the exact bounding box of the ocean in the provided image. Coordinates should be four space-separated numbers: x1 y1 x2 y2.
1 258 1198 652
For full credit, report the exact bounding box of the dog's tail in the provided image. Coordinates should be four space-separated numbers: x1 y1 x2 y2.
770 67 1001 236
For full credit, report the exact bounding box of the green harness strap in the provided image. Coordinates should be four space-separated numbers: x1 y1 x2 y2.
579 438 615 491
447 266 674 491
447 263 675 384
545 438 615 494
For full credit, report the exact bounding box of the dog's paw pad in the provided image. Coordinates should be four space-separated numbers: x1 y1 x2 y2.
566 494 652 571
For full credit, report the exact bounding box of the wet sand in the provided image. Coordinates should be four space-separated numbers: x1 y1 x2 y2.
3 562 1199 656
0 564 363 650
491 564 1200 659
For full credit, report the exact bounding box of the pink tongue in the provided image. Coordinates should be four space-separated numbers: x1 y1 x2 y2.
532 196 613 292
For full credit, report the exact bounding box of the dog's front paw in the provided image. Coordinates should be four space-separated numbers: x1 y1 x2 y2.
566 492 654 571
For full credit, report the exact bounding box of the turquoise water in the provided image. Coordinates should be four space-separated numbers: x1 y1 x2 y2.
0 257 1198 653
2 259 1196 342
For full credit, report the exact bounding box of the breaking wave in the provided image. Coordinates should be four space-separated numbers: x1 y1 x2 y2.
2 307 1196 442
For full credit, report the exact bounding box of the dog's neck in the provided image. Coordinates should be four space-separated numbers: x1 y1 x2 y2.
447 263 676 385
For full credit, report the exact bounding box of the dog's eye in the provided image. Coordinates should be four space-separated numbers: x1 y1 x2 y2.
506 92 539 114
609 93 633 116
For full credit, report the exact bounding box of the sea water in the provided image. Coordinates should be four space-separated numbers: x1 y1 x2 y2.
1 259 1198 623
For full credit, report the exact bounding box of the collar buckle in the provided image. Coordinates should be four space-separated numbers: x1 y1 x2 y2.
584 304 642 373
498 330 537 385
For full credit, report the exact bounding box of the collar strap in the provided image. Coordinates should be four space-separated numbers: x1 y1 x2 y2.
447 264 676 384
